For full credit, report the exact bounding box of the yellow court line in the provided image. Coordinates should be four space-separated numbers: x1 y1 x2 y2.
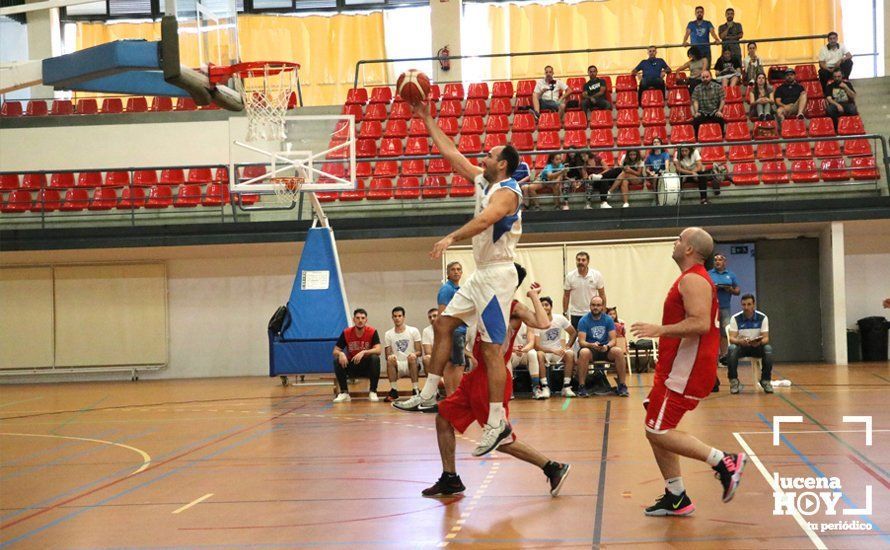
0 432 152 476
172 493 214 514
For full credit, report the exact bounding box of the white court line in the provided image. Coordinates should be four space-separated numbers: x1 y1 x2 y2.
172 493 214 514
735 429 890 435
733 432 827 550
0 432 151 475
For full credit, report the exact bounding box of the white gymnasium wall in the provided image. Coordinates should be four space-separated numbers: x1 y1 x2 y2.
843 221 890 356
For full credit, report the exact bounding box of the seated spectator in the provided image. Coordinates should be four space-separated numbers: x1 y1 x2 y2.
421 308 437 370
523 152 567 210
691 71 726 135
576 296 628 397
507 316 539 391
532 65 570 118
534 296 578 399
717 8 744 63
676 47 708 93
632 46 672 101
383 306 422 402
683 5 721 69
644 138 671 190
333 308 383 403
774 69 807 123
513 158 533 187
578 150 608 210
743 41 765 84
825 68 858 128
605 149 645 209
673 146 720 205
727 294 774 395
748 73 776 120
606 306 625 337
714 48 742 88
818 31 853 94
560 149 587 210
582 65 611 113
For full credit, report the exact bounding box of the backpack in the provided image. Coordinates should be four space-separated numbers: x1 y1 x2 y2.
268 305 291 336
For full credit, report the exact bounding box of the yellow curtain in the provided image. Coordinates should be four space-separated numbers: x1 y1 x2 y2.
76 12 385 106
486 0 841 80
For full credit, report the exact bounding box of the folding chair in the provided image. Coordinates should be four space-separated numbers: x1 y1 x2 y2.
726 325 763 391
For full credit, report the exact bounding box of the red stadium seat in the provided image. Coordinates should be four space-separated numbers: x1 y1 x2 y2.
761 161 789 184
616 108 640 128
791 159 819 183
356 138 377 158
615 74 637 92
25 100 48 116
489 97 512 115
843 139 872 157
2 189 32 212
104 171 129 188
76 171 103 187
346 88 368 105
389 101 411 120
51 99 74 115
538 111 561 131
725 121 751 142
617 127 641 147
512 132 535 151
101 98 123 114
428 84 441 103
669 124 695 143
697 123 723 143
1 100 23 117
408 118 429 136
450 176 475 197
514 96 532 111
485 114 509 134
785 142 813 159
76 98 98 115
22 173 47 189
401 159 425 176
803 81 824 99
405 137 429 155
173 184 202 207
423 176 449 198
48 172 75 189
443 83 464 101
536 131 561 150
32 189 61 211
669 105 693 125
795 64 818 81
439 99 462 118
564 130 587 148
159 168 185 185
369 87 392 104
438 117 459 136
458 134 482 154
641 90 664 108
641 107 665 127
363 103 387 121
837 115 865 136
367 178 394 200
723 86 743 104
731 162 759 185
379 138 403 157
700 146 726 164
338 179 366 201
809 117 835 137
667 87 691 107
125 97 148 112
590 128 614 148
341 103 363 123
358 121 383 140
394 176 421 200
780 119 807 139
666 72 686 89
753 120 777 139
467 83 489 99
755 143 782 161
175 97 196 111
563 110 587 130
814 140 842 158
150 97 173 112
850 157 879 180
89 187 118 210
201 183 230 206
615 92 638 109
643 126 668 145
820 158 850 181
516 80 536 98
460 116 484 135
354 161 372 179
464 99 487 117
533 154 548 170
492 81 514 98
566 77 585 95
588 110 613 129
0 173 19 190
483 133 507 150
383 119 408 138
428 158 452 174
116 186 145 209
326 139 348 159
722 102 746 122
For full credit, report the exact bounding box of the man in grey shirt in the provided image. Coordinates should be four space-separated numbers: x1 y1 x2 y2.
718 8 744 63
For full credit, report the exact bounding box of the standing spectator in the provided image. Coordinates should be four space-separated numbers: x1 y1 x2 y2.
774 69 807 123
632 46 672 101
563 251 607 331
818 31 854 94
727 294 774 395
606 149 645 209
576 296 629 397
533 65 570 119
422 308 437 372
714 48 742 88
534 296 578 400
707 253 740 364
580 150 607 209
743 42 765 84
691 71 726 136
717 8 744 63
524 152 567 210
683 5 721 69
673 146 720 205
824 68 858 128
582 65 611 113
676 47 708 93
513 158 533 187
645 138 671 190
437 261 467 395
748 73 776 120
332 308 383 403
383 306 423 402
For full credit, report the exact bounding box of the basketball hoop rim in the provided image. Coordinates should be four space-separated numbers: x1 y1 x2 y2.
209 61 301 84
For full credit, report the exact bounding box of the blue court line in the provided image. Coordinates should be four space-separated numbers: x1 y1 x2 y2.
0 425 243 523
51 395 109 434
0 428 120 470
0 428 156 483
756 412 889 543
2 425 283 548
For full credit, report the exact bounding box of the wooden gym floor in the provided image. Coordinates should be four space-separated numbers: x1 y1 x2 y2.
1 363 889 549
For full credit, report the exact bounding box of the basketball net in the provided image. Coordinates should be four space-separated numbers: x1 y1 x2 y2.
232 62 299 142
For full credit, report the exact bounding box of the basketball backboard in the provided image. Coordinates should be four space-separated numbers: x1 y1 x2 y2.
168 0 240 73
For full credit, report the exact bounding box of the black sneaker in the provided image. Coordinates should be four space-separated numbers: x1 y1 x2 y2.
421 473 466 498
543 461 571 496
718 355 728 366
713 452 747 503
712 379 720 393
644 489 695 516
384 388 400 403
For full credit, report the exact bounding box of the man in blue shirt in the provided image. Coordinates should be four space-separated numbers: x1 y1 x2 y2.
436 261 468 397
684 5 721 69
632 46 672 102
707 253 740 363
576 296 628 397
727 294 774 394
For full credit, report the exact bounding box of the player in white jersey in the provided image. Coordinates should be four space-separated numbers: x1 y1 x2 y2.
535 296 578 399
394 101 524 457
383 306 423 402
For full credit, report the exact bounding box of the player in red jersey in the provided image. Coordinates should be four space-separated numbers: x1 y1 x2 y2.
631 227 747 517
422 277 571 498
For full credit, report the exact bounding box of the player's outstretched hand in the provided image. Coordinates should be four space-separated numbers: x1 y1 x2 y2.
430 236 454 259
410 100 430 119
526 282 542 298
631 322 662 339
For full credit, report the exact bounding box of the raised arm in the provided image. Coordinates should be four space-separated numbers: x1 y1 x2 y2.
513 283 549 330
413 102 482 181
430 187 518 259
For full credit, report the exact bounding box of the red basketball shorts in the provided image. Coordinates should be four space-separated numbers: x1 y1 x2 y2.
643 381 702 434
438 363 515 441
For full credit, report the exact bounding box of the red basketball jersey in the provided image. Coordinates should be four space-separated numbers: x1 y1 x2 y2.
342 326 377 360
654 264 720 399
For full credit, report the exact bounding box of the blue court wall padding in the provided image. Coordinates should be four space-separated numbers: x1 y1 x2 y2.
269 227 349 376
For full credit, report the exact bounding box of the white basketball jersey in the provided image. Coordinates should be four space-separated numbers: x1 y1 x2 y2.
471 174 522 266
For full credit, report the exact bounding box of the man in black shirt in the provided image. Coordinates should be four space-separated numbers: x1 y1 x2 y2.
581 65 610 113
824 68 858 127
773 69 807 123
713 48 742 88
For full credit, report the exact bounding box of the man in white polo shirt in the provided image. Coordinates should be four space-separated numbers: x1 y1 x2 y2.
563 251 607 333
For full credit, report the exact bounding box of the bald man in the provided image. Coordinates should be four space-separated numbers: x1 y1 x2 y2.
631 228 747 517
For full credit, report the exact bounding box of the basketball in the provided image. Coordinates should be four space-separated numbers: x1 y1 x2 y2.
396 69 431 105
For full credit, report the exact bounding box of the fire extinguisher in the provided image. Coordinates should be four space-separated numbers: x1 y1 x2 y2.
437 45 451 72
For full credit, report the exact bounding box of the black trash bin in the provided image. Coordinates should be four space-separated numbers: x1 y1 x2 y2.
857 316 889 361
